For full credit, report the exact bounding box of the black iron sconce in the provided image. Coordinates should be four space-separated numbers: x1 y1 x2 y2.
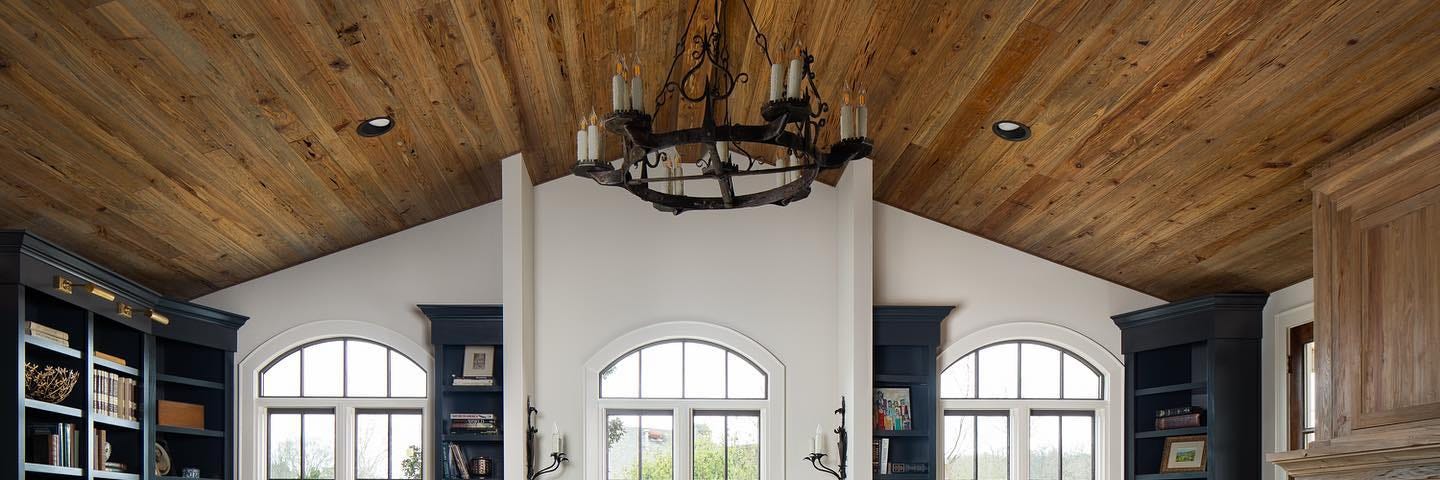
804 396 848 479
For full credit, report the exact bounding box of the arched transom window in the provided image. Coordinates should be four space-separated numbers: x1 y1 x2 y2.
258 338 428 480
941 340 1108 480
600 340 767 399
591 335 780 480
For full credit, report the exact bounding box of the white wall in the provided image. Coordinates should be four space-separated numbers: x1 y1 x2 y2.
874 203 1163 358
1260 278 1315 480
530 174 841 480
195 199 505 362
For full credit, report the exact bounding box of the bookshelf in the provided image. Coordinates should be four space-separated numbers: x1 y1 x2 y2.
872 306 952 480
419 305 505 480
1112 294 1266 480
4 231 247 480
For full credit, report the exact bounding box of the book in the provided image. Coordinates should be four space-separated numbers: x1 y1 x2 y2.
878 438 891 474
1155 406 1204 418
25 322 70 343
449 443 471 479
450 413 497 420
888 463 930 473
94 351 127 366
1156 412 1204 430
104 462 128 472
452 376 496 386
874 388 913 431
872 440 881 472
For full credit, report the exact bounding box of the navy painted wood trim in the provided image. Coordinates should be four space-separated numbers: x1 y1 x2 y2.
1110 293 1268 329
417 304 503 321
873 305 956 321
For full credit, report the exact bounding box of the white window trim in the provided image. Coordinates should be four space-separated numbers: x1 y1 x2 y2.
583 321 786 480
936 322 1124 480
238 320 434 480
1269 302 1313 480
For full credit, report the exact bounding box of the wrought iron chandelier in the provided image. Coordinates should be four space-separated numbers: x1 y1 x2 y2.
572 0 872 214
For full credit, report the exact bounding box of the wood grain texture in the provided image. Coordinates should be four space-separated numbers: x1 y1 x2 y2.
1 0 1439 299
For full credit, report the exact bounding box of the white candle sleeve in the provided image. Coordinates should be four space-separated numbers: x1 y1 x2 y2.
857 105 869 138
612 74 625 111
587 124 601 161
840 105 855 139
576 129 587 162
717 141 730 164
769 63 784 101
630 77 644 114
789 153 799 183
786 58 803 99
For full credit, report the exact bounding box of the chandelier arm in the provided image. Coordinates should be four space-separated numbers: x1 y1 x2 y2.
736 0 773 65
655 0 708 110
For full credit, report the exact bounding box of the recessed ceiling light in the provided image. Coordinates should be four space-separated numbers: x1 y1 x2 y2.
992 120 1030 141
357 116 395 137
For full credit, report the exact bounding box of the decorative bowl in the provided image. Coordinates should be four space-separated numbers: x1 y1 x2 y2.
24 362 78 404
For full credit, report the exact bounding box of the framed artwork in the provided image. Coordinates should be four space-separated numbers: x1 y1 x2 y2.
462 346 495 377
873 387 913 431
1160 435 1208 473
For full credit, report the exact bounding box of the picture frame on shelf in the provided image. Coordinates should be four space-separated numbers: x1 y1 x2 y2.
873 387 913 431
1160 435 1208 473
462 346 496 377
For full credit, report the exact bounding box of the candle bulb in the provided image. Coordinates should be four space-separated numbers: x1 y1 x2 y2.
813 424 824 454
612 61 627 111
789 153 799 183
857 89 869 138
717 141 731 164
786 44 804 99
776 155 789 187
587 112 600 161
575 119 588 163
840 92 855 139
769 62 784 101
630 63 645 114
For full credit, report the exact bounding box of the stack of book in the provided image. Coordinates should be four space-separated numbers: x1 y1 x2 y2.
1155 406 1205 430
451 375 495 387
94 371 138 420
443 443 472 479
450 413 498 434
91 430 127 472
25 321 69 347
27 422 79 467
872 439 928 474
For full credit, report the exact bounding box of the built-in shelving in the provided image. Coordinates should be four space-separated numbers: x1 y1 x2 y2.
1134 427 1207 439
422 305 506 480
6 230 247 480
871 306 951 480
1134 382 1207 396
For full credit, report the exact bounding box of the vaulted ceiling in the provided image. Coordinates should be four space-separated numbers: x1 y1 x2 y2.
1 0 1437 300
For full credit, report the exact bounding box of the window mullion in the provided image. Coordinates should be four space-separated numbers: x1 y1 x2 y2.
1013 408 1026 480
677 407 693 480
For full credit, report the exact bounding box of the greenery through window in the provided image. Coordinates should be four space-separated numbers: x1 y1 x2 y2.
356 411 423 480
941 341 1106 479
269 411 336 479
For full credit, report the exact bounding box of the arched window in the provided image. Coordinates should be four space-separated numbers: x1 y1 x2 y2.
584 322 784 480
249 333 429 480
938 324 1122 480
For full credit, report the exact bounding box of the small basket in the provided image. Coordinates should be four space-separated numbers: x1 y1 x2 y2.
25 362 78 404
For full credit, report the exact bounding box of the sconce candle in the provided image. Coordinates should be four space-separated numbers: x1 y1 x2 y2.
587 113 601 161
553 423 564 454
576 120 588 162
786 46 804 99
813 424 825 454
612 62 627 111
769 62 784 101
630 63 645 114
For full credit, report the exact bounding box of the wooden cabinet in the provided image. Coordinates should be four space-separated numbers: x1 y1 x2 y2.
1271 100 1440 478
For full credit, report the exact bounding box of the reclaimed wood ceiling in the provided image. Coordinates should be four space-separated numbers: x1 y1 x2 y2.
1 0 1438 300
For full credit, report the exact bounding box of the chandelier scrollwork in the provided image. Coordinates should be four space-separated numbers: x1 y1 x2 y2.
572 0 871 214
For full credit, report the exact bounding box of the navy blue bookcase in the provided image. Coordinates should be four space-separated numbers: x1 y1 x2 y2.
872 306 952 480
419 305 505 480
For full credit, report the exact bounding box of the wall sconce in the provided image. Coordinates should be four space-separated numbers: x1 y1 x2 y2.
527 397 568 480
805 396 848 479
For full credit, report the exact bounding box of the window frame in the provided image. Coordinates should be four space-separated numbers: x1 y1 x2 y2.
1287 322 1315 450
936 323 1123 480
942 340 1104 401
240 322 433 480
584 322 785 480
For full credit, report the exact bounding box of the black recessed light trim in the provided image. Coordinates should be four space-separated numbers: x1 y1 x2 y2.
356 116 395 137
992 120 1031 141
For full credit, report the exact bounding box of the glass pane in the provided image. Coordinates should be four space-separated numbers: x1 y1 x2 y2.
602 353 640 398
976 415 1008 480
264 352 302 397
942 354 976 399
640 343 683 398
693 416 725 479
303 341 344 397
1304 341 1316 429
390 351 427 398
684 343 727 398
727 353 766 399
978 343 1018 398
1302 431 1315 447
641 414 674 480
1029 415 1060 480
303 413 336 478
269 413 302 479
1021 344 1062 399
1061 416 1094 480
1062 355 1101 399
943 415 976 480
607 414 640 480
347 341 389 397
392 414 423 479
356 414 389 479
728 415 760 480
